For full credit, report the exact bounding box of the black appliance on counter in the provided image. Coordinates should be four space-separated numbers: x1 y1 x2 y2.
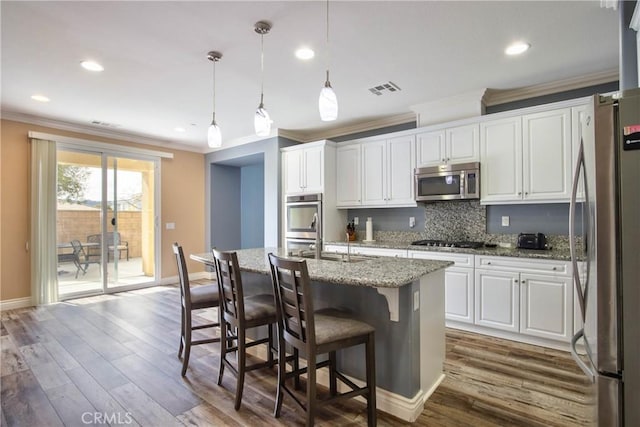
411 239 484 249
516 233 548 250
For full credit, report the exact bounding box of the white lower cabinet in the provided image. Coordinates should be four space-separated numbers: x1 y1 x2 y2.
409 251 474 324
475 255 574 343
474 269 520 332
520 273 573 341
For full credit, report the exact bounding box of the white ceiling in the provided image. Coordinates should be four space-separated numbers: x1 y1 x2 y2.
1 1 620 152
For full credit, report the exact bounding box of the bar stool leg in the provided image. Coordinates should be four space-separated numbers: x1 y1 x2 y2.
274 333 286 418
329 351 337 396
306 356 317 427
217 321 228 386
366 332 377 427
235 327 247 410
181 314 192 377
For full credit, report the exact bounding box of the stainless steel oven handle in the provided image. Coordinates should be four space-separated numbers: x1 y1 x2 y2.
571 329 596 383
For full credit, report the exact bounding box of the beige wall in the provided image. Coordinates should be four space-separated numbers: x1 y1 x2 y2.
0 119 206 302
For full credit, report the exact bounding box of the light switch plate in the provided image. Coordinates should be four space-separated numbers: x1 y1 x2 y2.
409 217 415 228
501 216 510 227
413 290 420 311
166 222 175 230
353 217 359 225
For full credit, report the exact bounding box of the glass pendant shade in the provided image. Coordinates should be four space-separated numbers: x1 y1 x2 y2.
207 119 222 148
254 105 271 136
319 83 338 121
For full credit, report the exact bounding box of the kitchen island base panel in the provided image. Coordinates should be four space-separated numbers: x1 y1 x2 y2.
239 269 446 422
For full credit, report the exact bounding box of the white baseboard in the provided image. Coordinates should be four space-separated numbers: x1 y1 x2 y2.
0 297 34 311
246 341 428 422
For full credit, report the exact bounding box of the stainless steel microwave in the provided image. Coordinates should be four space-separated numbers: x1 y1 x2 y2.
414 162 480 202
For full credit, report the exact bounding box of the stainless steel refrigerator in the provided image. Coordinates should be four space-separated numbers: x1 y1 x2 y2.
570 88 640 427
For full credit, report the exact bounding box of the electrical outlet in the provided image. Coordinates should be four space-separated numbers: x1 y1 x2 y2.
413 290 420 311
501 216 510 227
409 217 415 228
353 217 359 225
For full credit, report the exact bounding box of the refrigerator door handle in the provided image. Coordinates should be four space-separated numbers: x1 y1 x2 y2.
571 328 596 383
569 138 586 322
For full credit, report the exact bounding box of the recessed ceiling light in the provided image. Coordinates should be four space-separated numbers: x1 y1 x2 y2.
81 60 104 72
295 47 315 60
174 127 186 133
31 94 50 102
505 42 530 56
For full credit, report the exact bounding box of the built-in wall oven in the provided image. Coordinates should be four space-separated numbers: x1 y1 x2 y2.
285 194 322 253
414 161 480 202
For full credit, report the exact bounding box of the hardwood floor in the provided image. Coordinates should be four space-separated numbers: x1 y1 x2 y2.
1 285 594 426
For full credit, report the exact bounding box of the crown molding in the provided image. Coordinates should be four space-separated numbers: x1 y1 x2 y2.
279 112 416 143
484 69 619 106
1 110 204 153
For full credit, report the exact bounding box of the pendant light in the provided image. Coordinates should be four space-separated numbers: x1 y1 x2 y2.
319 0 338 121
254 21 272 137
207 51 222 148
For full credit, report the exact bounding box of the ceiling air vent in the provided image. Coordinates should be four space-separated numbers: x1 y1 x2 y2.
368 81 401 96
90 120 121 128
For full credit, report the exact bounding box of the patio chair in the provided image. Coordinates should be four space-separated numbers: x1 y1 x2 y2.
70 239 101 278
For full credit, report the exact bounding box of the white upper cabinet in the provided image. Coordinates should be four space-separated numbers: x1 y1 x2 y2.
480 116 523 203
480 108 572 204
282 143 325 195
417 124 479 167
361 135 416 207
416 130 445 166
338 135 415 208
336 144 362 206
362 140 387 205
522 108 572 201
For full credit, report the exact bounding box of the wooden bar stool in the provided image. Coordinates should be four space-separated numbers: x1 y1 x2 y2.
212 249 277 410
267 253 377 427
172 243 220 376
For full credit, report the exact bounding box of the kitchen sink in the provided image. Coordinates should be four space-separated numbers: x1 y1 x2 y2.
293 251 372 263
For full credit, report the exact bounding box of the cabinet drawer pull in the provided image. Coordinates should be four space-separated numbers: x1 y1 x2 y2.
487 261 492 265
552 267 557 271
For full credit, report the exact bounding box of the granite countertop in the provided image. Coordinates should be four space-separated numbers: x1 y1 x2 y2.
325 240 576 261
191 247 452 289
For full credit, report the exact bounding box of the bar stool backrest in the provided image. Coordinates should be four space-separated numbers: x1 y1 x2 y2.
268 253 316 351
212 249 245 325
172 243 192 311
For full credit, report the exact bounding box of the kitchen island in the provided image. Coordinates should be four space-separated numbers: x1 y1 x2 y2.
191 247 451 422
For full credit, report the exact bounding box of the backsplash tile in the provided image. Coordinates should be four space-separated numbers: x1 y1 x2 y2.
423 200 486 241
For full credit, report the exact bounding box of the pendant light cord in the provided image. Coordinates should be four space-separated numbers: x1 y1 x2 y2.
212 58 217 121
325 0 331 84
260 32 265 107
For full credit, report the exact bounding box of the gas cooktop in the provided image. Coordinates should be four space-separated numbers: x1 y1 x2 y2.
410 239 485 249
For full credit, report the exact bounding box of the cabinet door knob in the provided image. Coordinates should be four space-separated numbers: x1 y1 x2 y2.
525 192 529 196
514 279 518 283
521 280 526 284
518 192 522 196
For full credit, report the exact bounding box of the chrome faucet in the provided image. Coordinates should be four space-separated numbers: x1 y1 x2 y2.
312 212 321 259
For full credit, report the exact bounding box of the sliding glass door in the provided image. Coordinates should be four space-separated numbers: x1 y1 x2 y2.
57 148 158 298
